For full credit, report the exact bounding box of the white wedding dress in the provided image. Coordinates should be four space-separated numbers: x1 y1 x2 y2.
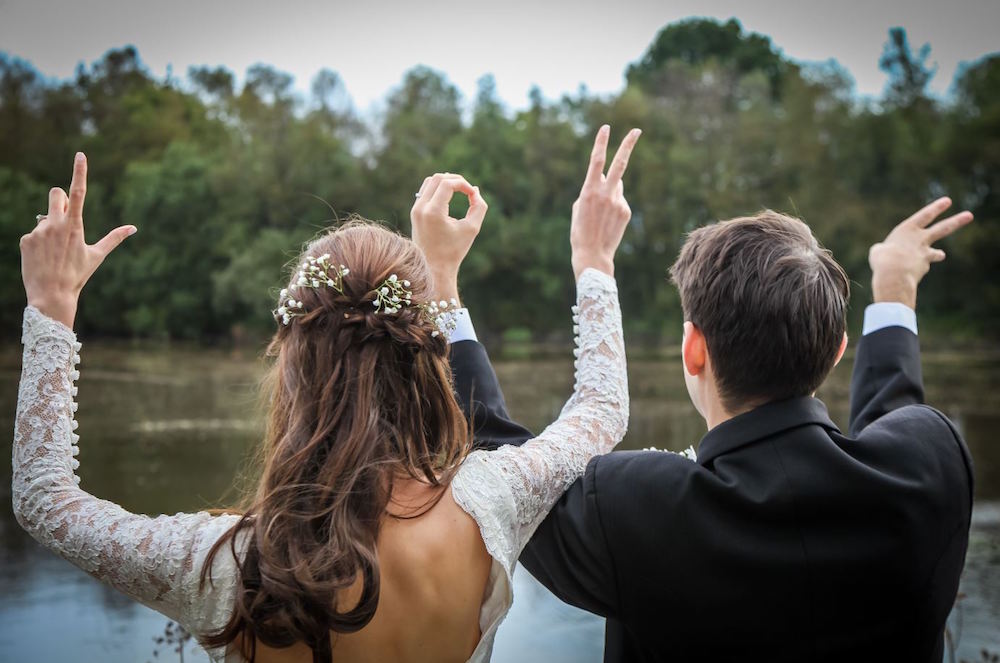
12 268 627 662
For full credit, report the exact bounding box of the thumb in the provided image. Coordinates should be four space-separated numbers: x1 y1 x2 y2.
93 225 137 259
464 186 488 231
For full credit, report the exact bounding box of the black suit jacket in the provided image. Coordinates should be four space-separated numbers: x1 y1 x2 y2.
450 328 974 662
450 339 535 450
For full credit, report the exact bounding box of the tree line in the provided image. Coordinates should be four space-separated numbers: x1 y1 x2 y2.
1 19 997 345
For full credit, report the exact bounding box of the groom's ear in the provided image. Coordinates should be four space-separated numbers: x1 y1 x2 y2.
682 322 707 377
833 332 848 367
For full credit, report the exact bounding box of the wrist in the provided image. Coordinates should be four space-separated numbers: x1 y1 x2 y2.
429 267 461 304
871 272 917 309
572 252 614 280
28 292 78 328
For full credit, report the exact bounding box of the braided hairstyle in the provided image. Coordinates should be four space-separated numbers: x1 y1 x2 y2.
200 220 471 662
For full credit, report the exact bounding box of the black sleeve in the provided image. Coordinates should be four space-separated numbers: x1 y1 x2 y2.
518 457 621 619
448 340 534 451
848 326 924 437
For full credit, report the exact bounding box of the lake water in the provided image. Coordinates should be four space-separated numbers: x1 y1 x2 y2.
1 342 998 662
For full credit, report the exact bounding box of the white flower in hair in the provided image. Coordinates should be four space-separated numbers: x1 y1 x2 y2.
275 254 460 337
274 255 348 325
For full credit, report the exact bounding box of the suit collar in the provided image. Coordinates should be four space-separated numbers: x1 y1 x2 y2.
696 396 840 467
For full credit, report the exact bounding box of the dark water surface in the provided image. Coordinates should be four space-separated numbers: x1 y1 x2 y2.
1 343 998 662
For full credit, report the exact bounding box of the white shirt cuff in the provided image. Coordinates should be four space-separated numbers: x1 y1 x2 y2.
862 302 918 336
446 308 478 344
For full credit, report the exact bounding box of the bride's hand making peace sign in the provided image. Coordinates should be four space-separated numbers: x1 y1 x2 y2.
20 153 137 328
571 125 642 279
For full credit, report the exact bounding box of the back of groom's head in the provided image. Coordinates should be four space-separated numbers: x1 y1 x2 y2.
670 211 850 412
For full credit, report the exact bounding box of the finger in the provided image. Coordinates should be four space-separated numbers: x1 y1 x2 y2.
418 173 448 209
441 174 476 199
92 225 137 259
904 197 952 229
412 176 432 206
68 152 87 223
429 174 476 210
925 211 973 243
584 125 611 186
928 248 946 263
47 187 67 219
411 176 433 217
463 186 488 231
606 128 642 186
416 175 439 201
34 216 54 233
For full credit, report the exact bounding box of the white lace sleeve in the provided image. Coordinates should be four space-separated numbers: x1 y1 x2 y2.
11 306 242 648
451 268 627 574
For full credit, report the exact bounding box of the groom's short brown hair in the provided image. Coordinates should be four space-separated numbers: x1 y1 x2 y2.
669 211 849 412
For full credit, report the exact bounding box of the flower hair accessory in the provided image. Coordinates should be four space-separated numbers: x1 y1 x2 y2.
274 254 460 337
275 254 348 325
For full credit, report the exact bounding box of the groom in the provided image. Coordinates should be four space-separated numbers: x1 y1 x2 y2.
417 129 975 661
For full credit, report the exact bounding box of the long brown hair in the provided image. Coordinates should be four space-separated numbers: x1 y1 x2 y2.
201 220 471 662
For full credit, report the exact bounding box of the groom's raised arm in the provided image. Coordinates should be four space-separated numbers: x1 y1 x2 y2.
848 198 973 436
448 317 534 450
848 314 923 436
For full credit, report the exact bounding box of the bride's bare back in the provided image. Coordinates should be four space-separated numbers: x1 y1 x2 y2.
251 484 491 663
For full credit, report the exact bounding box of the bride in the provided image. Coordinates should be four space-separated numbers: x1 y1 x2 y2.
13 125 638 663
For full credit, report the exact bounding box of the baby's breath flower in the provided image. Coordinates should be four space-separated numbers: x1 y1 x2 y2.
275 258 349 326
275 256 458 338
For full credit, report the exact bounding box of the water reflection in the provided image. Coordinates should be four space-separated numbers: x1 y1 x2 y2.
0 344 997 661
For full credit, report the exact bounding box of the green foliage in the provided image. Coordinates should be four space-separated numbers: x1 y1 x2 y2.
1 25 997 343
212 228 313 333
500 327 533 360
626 18 792 99
93 141 224 338
880 27 936 108
0 168 47 331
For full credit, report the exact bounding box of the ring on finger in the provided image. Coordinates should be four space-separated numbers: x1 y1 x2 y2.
414 192 422 199
35 214 45 224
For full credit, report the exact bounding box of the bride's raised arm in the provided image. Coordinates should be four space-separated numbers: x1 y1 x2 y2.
445 126 641 573
12 155 241 637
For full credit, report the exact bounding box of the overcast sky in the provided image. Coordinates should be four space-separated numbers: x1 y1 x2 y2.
2 0 998 113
